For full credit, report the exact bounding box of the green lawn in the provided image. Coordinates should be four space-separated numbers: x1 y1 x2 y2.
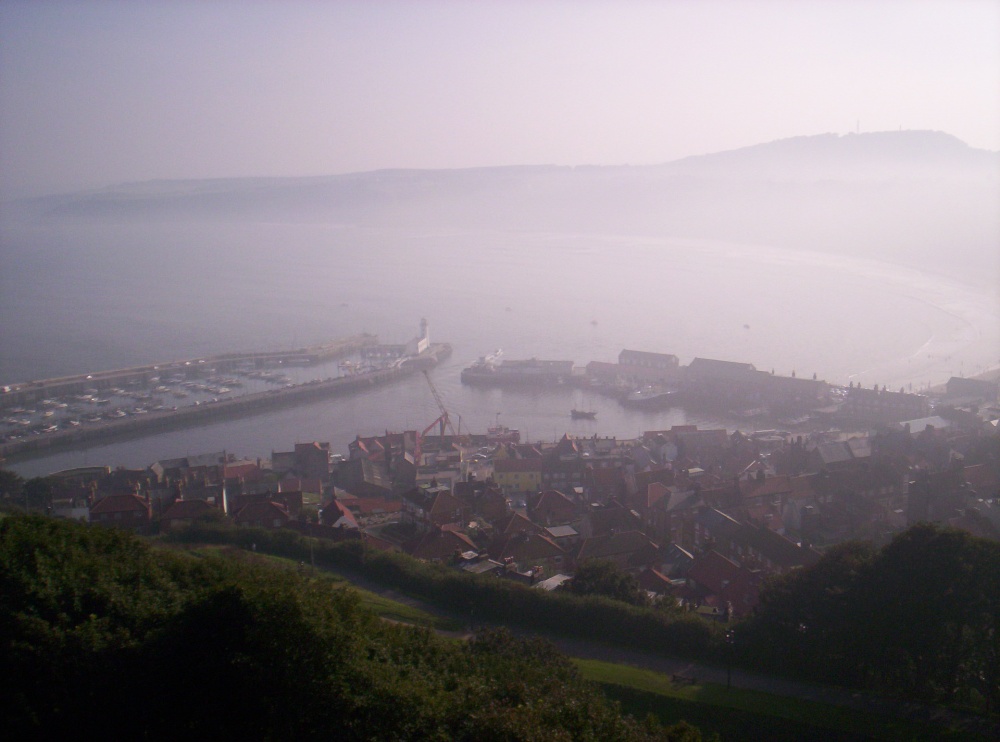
575 659 978 741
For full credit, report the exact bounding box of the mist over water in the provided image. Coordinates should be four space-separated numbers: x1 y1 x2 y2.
3 215 997 477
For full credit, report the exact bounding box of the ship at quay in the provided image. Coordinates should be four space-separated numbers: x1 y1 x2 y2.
460 351 575 387
460 347 941 428
1 322 451 462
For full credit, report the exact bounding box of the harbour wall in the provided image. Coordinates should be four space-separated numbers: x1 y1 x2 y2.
1 341 451 462
0 334 378 408
0 366 400 460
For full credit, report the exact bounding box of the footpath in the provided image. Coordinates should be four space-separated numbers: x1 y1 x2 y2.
318 561 999 740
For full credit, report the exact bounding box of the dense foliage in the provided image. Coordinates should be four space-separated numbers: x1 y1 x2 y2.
161 515 1000 715
1 515 706 739
739 523 1000 712
563 559 651 607
164 519 720 659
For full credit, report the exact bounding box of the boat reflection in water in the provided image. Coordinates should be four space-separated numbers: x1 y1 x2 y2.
621 387 680 410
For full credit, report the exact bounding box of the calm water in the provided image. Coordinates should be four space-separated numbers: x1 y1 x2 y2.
3 220 997 477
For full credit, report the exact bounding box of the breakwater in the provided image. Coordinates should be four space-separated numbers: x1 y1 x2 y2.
0 366 400 460
0 334 377 408
1 340 451 462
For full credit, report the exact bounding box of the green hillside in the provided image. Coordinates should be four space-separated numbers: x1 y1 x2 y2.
0 515 705 739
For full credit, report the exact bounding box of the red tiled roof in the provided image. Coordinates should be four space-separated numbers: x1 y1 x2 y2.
161 499 215 520
637 567 673 594
412 528 478 560
591 467 621 486
511 444 544 459
644 482 670 509
740 475 794 501
496 511 542 536
686 550 741 594
494 458 543 472
963 463 999 492
530 489 578 522
321 499 358 528
575 530 657 563
224 462 260 480
90 493 149 514
346 497 402 515
281 477 323 494
429 490 469 519
687 549 761 616
490 532 565 563
234 500 289 524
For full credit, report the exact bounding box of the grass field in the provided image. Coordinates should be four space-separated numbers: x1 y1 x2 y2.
576 659 978 741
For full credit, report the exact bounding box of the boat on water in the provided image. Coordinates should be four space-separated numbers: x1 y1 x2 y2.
486 412 520 443
487 424 520 444
461 353 574 387
621 386 680 410
571 409 597 419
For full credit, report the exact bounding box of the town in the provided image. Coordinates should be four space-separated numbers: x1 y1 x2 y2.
7 364 998 622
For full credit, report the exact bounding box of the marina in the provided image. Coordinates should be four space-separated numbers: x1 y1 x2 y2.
0 327 451 461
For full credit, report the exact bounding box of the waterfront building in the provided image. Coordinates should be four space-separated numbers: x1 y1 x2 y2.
945 376 999 404
842 386 930 423
493 457 543 495
683 357 767 409
619 349 680 370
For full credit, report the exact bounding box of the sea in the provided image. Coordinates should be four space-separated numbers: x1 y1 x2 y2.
2 219 998 478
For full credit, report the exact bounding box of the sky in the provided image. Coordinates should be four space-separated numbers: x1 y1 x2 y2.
1 0 998 199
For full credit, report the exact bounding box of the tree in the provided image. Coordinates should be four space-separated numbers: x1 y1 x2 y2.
858 523 1000 704
741 523 1000 709
23 477 54 512
564 559 650 606
0 469 24 504
739 540 875 684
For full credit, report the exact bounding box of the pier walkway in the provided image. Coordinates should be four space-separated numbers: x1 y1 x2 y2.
0 334 377 408
0 338 450 462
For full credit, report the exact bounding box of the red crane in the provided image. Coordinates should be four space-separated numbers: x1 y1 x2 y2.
415 371 458 463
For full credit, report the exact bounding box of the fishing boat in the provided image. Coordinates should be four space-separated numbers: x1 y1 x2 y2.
486 412 520 443
621 386 680 409
571 409 597 419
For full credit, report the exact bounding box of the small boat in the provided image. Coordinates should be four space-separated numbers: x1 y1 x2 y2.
622 387 679 409
571 409 597 419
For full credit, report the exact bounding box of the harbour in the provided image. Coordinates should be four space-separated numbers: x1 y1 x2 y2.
2 227 997 479
0 325 451 462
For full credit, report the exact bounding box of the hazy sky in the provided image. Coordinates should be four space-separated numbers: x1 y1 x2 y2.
1 0 998 199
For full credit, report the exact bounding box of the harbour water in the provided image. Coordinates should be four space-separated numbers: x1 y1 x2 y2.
3 220 998 477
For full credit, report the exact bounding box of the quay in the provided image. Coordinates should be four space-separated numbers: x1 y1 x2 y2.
0 334 377 408
0 334 452 462
0 365 399 461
